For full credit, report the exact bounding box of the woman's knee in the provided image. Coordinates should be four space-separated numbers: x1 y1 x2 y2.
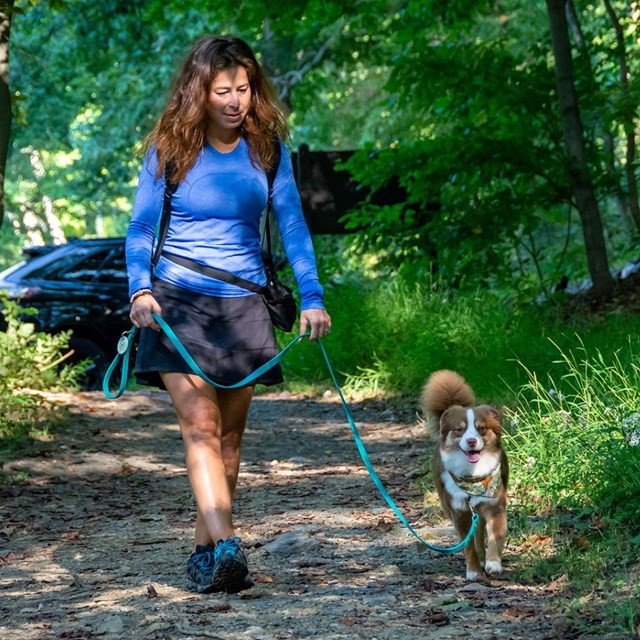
178 407 222 445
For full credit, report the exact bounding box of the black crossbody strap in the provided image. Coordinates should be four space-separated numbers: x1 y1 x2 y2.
153 141 282 273
151 162 178 268
262 142 282 282
162 252 267 295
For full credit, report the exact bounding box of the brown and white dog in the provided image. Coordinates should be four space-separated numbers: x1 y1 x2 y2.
421 370 508 579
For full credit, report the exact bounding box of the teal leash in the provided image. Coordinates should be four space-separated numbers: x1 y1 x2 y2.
103 312 479 553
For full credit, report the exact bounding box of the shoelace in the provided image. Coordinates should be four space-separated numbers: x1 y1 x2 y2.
193 548 216 571
214 536 242 561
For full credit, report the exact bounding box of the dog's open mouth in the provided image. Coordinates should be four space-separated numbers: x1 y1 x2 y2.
464 450 481 463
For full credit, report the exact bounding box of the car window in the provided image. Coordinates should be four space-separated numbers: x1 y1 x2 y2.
63 246 127 283
25 244 127 283
93 246 127 282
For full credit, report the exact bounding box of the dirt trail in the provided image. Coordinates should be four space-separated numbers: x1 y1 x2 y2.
0 389 627 640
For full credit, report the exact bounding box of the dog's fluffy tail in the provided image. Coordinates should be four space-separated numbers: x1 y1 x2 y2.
421 370 475 438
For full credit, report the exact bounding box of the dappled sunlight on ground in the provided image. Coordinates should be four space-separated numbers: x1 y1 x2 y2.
0 390 598 639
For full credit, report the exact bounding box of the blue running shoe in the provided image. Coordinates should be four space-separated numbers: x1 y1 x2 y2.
186 543 220 594
211 536 254 594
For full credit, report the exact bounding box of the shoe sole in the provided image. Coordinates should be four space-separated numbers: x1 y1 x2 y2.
211 557 254 594
195 581 223 594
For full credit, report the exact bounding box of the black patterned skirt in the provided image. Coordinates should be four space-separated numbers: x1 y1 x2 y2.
134 279 283 389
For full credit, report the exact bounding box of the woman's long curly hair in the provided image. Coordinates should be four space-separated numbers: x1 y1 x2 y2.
146 35 289 183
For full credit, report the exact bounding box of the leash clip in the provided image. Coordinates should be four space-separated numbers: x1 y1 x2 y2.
117 330 132 355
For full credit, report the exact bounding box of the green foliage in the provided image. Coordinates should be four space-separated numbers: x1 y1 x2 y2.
4 0 639 292
0 293 83 452
0 296 81 390
339 0 639 290
283 244 640 404
507 340 640 525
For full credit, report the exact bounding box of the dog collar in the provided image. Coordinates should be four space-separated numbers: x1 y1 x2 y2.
449 461 502 498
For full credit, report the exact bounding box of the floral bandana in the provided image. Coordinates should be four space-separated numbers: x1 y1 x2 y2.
449 461 503 498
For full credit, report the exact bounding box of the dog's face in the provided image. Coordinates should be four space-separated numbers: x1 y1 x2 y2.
438 405 502 472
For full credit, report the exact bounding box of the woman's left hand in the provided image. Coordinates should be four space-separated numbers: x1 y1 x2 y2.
300 308 332 341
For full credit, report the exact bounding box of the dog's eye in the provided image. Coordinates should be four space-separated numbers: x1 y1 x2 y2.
477 425 487 434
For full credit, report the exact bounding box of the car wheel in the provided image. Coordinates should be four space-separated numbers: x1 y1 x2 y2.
67 336 110 391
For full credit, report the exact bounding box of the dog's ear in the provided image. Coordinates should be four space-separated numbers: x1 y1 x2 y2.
439 409 450 436
439 406 465 435
477 405 502 431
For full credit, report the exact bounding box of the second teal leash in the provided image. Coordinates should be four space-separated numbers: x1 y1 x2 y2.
103 312 478 553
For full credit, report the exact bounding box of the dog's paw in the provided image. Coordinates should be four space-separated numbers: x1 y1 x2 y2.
466 568 482 580
484 560 503 575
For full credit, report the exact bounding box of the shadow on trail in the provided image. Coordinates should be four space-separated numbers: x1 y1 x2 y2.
0 391 578 640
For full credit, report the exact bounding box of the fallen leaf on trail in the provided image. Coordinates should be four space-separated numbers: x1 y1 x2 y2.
341 618 357 626
372 517 394 532
521 534 553 549
0 551 27 564
146 584 158 599
253 573 274 584
187 602 232 615
62 531 81 541
298 559 327 568
547 574 570 591
409 607 450 627
502 605 538 619
416 577 451 592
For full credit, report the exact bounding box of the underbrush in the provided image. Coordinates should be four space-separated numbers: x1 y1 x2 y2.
0 295 84 457
505 343 640 634
507 342 640 525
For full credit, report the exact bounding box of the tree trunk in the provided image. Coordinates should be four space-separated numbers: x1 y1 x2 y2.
0 0 13 229
545 0 614 298
566 0 631 230
603 0 640 232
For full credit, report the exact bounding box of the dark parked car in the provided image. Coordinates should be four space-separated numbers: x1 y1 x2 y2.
0 237 130 389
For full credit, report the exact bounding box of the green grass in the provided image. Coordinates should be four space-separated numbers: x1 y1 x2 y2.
280 272 640 405
507 341 640 524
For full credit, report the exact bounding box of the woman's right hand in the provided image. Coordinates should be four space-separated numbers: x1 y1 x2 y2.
129 293 162 331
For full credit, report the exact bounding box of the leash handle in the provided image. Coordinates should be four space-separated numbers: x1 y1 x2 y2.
102 313 478 552
102 327 138 399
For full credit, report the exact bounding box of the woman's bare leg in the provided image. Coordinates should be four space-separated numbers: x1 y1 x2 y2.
161 372 253 548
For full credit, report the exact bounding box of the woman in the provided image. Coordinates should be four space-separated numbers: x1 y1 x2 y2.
125 35 331 595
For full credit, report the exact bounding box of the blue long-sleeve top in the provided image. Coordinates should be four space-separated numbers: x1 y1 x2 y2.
126 139 324 310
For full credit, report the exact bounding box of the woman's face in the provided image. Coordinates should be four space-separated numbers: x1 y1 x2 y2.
206 65 252 138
